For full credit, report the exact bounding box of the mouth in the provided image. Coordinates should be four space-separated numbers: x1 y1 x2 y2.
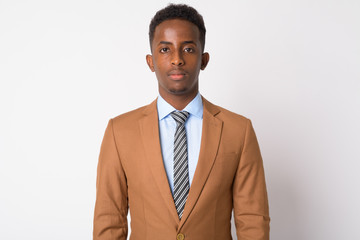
169 74 185 80
168 70 186 80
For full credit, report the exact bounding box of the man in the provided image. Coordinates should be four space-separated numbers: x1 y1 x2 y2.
93 4 270 240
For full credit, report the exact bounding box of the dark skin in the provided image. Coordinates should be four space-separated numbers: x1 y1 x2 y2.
146 19 210 110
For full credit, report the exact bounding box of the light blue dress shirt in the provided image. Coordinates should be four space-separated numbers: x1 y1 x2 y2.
157 93 203 195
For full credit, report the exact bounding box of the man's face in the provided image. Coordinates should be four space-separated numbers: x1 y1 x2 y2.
146 19 209 100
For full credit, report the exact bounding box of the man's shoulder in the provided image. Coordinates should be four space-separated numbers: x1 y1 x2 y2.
204 99 255 139
112 105 147 121
110 99 157 126
203 97 250 125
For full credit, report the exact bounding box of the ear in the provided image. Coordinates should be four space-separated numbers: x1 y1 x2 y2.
200 52 210 70
146 54 155 72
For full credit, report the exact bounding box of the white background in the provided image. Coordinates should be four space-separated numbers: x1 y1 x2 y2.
1 0 359 239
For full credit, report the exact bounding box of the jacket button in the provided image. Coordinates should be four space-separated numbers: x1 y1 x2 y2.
177 233 185 240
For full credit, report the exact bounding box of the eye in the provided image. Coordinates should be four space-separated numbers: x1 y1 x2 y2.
160 47 169 53
184 47 194 53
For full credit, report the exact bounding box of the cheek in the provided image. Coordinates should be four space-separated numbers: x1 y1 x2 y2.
153 55 170 66
185 55 202 67
153 63 167 74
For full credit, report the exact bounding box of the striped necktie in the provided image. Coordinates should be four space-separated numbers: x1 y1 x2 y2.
170 111 190 219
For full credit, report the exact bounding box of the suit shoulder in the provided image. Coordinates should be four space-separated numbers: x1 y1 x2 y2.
217 105 249 122
218 107 251 133
203 97 249 121
206 100 250 127
112 105 146 123
109 100 156 128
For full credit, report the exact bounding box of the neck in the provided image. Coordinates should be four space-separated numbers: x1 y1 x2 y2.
159 91 198 110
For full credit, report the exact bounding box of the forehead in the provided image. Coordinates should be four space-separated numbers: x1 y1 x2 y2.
153 19 200 42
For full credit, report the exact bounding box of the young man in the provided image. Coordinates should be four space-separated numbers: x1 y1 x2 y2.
93 4 270 240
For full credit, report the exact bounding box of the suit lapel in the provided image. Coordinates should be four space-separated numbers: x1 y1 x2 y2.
178 97 223 230
139 99 180 225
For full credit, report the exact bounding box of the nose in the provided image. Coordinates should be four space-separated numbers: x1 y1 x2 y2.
171 50 184 66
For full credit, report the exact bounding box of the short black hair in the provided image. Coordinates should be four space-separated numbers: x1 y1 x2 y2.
149 4 206 52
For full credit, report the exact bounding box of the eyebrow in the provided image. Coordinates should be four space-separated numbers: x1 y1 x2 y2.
158 40 197 46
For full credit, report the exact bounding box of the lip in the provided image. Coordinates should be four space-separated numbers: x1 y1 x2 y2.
168 70 186 80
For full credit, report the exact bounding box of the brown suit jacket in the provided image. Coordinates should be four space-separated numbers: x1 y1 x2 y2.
93 97 270 240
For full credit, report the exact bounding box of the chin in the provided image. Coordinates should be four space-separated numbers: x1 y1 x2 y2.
168 88 189 95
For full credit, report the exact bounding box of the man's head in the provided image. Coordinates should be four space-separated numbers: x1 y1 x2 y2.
146 4 209 105
149 4 206 53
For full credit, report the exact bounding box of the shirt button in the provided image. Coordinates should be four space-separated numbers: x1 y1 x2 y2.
177 233 185 240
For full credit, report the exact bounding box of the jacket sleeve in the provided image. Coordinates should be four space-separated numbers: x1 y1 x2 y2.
93 119 128 240
233 119 270 239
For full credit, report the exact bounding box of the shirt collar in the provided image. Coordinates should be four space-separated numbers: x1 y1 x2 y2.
157 92 203 120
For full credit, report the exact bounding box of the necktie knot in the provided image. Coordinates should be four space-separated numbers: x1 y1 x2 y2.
170 111 190 125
